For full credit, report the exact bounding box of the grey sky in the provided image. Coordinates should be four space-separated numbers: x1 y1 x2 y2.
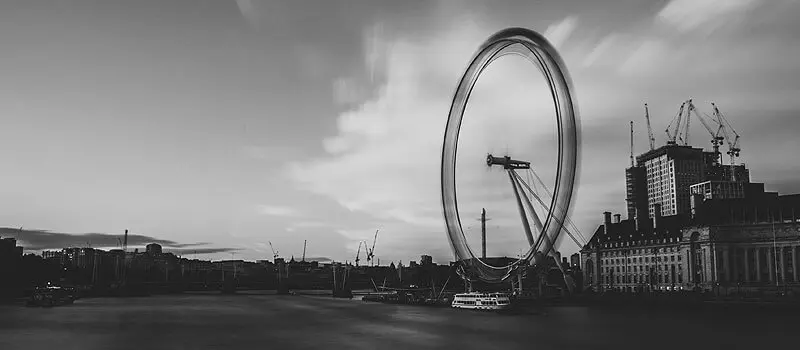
1 0 798 264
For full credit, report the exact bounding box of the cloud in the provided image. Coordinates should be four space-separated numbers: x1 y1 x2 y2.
364 22 387 83
0 227 211 251
617 39 671 77
544 16 578 48
286 3 800 262
258 205 300 217
286 221 328 232
657 0 761 34
582 34 621 68
165 247 243 256
235 0 261 29
241 145 299 161
285 15 627 260
303 257 332 263
333 77 369 106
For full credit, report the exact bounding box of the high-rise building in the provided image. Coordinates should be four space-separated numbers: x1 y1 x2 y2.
625 144 750 223
628 143 754 228
625 166 648 229
637 145 708 218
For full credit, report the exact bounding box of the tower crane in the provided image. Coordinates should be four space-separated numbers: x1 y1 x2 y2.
268 241 279 260
366 229 379 267
629 120 635 167
644 103 655 151
711 102 742 180
686 100 725 164
665 101 687 145
355 241 364 267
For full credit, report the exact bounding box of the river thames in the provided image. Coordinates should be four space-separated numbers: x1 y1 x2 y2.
1 292 797 349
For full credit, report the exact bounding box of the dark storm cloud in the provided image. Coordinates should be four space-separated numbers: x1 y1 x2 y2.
303 257 332 263
165 247 243 255
0 227 210 251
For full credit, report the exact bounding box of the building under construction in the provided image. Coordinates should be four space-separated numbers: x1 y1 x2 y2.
583 99 800 295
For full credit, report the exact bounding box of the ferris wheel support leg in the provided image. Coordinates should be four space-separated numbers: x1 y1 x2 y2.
508 170 536 246
511 170 547 252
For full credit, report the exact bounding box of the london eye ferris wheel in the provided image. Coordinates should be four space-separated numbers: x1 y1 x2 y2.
440 27 583 286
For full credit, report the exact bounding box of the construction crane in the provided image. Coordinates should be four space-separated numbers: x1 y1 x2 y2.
686 100 726 164
644 103 655 151
355 241 364 267
665 101 688 146
366 229 379 267
268 241 279 260
711 102 742 179
302 239 307 262
629 120 635 167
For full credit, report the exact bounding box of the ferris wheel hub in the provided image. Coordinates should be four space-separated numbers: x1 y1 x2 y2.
486 154 531 170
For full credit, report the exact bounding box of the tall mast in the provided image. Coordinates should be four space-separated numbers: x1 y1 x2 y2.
481 208 487 259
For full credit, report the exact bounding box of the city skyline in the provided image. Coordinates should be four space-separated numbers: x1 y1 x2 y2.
2 0 800 264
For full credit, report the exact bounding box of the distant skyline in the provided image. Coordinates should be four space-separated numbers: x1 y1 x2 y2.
1 0 799 264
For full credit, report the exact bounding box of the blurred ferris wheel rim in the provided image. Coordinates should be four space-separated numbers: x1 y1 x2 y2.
440 27 582 283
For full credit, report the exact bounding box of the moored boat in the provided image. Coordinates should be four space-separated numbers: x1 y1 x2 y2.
451 291 511 311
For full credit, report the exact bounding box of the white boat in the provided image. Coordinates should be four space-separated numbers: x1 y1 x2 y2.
451 292 512 311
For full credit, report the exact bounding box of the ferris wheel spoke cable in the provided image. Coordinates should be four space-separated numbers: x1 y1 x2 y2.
516 171 586 248
523 167 587 244
512 170 585 248
510 172 559 262
511 170 566 253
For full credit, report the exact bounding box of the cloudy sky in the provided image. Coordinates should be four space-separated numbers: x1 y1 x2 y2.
0 0 798 264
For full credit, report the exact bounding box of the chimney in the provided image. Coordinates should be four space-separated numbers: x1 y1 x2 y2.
613 214 621 224
603 212 612 236
653 204 662 231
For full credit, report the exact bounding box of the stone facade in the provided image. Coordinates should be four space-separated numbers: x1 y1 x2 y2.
581 220 800 293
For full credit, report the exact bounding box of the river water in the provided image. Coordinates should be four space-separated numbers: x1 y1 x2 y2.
1 292 796 350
